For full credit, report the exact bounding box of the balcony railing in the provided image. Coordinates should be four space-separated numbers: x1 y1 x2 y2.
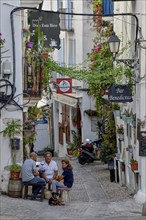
23 63 42 98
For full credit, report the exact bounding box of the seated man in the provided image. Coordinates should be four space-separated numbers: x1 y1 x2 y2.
21 152 45 196
39 152 58 189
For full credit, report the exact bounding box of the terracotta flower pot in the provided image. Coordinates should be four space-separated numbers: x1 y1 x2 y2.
42 52 48 58
131 162 138 171
67 149 73 155
10 171 20 180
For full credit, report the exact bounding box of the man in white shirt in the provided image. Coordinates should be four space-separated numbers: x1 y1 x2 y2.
39 152 58 186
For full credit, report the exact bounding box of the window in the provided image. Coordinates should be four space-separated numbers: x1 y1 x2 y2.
57 0 63 10
58 38 65 67
68 39 76 67
67 0 73 31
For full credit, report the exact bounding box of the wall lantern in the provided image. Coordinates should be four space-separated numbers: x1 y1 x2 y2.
107 32 121 58
2 60 12 79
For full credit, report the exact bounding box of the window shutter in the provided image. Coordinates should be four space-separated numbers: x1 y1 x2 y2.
103 0 113 15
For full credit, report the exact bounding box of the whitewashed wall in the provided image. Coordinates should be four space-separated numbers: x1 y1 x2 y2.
0 0 23 192
114 0 146 202
34 124 50 152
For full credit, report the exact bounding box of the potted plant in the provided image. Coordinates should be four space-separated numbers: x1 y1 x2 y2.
112 103 121 117
0 119 22 151
117 125 124 134
117 125 124 140
23 119 35 137
123 109 133 124
84 109 97 116
42 51 49 58
71 115 77 127
8 163 21 180
130 157 138 171
66 143 74 155
7 163 22 198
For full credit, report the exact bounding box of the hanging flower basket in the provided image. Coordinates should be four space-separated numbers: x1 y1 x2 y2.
130 161 138 171
84 109 97 117
124 117 133 124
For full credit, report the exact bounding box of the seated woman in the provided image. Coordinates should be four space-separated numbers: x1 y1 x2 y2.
51 159 74 194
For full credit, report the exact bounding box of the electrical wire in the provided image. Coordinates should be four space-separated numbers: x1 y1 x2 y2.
7 7 140 113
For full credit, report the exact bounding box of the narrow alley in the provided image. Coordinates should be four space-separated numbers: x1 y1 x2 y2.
0 158 144 220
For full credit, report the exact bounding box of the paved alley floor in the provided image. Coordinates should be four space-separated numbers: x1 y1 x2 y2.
0 157 144 220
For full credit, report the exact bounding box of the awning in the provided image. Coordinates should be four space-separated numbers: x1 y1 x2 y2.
53 92 79 107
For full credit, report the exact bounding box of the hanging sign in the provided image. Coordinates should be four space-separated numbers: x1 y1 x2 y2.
139 132 146 156
56 78 72 94
29 11 60 49
108 84 133 103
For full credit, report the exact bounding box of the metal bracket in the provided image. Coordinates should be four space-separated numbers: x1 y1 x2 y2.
116 59 136 69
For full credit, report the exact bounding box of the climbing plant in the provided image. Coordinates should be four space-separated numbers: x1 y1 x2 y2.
35 1 133 162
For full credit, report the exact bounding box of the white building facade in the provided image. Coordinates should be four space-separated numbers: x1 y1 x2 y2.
43 0 98 157
0 0 43 193
113 0 146 203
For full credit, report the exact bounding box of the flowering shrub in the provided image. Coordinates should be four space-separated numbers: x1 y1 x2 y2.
0 33 5 46
92 0 103 32
92 43 103 52
23 119 35 130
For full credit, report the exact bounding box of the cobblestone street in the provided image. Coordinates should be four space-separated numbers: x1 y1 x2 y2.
0 158 144 220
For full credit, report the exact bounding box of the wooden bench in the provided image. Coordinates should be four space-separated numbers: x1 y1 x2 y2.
21 182 46 202
57 187 72 204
